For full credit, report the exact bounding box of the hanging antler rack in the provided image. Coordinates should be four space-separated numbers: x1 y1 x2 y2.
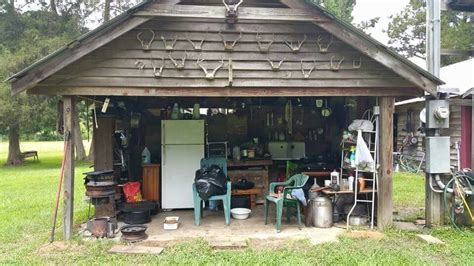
186 32 206 52
136 30 155 51
330 56 344 71
168 51 188 70
301 59 316 79
196 55 225 80
285 34 307 53
317 35 333 53
219 31 242 51
256 32 274 53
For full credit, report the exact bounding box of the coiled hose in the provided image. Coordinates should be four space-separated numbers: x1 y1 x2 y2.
441 170 474 230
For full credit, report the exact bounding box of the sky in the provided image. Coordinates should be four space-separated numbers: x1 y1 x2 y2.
353 0 410 45
353 0 426 67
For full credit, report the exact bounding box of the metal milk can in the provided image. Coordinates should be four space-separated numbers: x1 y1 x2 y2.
313 196 333 228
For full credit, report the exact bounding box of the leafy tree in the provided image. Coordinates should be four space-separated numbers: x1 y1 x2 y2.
313 0 356 22
0 3 84 164
387 0 473 65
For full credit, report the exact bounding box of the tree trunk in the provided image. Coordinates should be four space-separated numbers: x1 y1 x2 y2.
50 0 58 16
6 125 22 165
103 0 111 22
73 110 87 161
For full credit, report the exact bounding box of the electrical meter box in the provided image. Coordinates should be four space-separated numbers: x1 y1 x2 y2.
426 136 451 174
425 100 450 129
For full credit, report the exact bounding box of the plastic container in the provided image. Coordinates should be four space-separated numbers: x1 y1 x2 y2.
164 216 179 230
141 147 151 164
231 208 251 220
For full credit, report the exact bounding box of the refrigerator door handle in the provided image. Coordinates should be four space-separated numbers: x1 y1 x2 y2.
163 146 166 165
162 123 166 144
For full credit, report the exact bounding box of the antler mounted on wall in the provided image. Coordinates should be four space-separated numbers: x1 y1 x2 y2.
135 60 146 70
196 55 225 80
330 56 345 71
256 32 274 53
223 0 244 24
301 59 316 79
161 34 178 51
317 35 333 53
285 34 307 53
352 57 362 69
136 30 155 51
150 56 165 78
219 31 242 51
168 51 188 70
267 58 285 71
186 32 206 52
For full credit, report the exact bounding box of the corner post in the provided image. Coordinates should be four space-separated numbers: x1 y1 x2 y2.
63 96 75 240
378 97 394 229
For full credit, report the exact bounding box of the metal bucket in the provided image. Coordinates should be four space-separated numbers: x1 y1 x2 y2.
312 197 333 228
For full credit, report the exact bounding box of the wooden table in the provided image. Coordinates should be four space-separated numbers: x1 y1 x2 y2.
231 187 263 209
227 159 272 203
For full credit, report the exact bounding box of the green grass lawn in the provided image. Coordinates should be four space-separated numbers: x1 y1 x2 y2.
0 142 473 264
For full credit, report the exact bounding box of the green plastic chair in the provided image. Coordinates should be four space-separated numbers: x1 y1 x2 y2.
192 157 231 226
264 174 309 233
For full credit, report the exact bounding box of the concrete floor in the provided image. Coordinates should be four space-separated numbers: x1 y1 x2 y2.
126 206 344 246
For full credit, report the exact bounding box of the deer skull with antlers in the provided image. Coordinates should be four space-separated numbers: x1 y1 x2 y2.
150 56 165 78
219 31 242 51
301 59 316 79
136 30 155 51
223 0 243 23
168 51 188 70
256 32 274 53
267 58 285 71
330 56 344 71
161 34 178 51
317 35 334 53
196 55 224 80
285 34 307 53
186 32 206 52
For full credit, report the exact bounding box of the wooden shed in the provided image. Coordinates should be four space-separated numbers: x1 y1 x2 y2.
8 0 443 240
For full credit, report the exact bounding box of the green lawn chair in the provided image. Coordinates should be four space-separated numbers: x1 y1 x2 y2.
264 174 309 233
192 157 231 226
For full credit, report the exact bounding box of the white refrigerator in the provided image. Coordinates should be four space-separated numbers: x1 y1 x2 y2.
161 120 205 209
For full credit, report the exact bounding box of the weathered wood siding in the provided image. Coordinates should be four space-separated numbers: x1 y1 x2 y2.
37 17 414 92
395 102 462 170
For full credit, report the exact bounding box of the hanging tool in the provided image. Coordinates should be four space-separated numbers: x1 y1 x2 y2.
49 131 71 243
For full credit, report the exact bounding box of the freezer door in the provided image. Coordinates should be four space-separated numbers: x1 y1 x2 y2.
162 120 205 145
161 144 204 209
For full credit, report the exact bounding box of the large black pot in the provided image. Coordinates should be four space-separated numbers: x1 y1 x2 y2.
123 210 151 224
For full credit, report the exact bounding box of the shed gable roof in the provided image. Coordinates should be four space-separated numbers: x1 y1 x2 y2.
7 0 443 96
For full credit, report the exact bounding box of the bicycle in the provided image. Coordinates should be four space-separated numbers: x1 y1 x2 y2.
394 132 425 174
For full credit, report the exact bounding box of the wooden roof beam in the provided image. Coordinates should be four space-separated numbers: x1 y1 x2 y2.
28 86 422 97
134 4 330 22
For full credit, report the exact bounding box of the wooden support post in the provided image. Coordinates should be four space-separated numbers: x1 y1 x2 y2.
63 96 75 240
378 97 394 229
471 96 474 170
